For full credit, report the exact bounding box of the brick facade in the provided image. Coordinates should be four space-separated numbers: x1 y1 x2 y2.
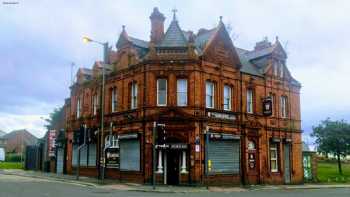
63 7 302 185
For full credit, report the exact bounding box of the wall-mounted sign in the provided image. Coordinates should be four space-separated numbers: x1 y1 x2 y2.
209 133 240 141
207 111 236 121
156 143 188 150
263 97 273 116
119 133 138 140
48 130 56 157
106 148 120 168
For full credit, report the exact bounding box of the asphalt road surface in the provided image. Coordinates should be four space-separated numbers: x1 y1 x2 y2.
1 174 350 197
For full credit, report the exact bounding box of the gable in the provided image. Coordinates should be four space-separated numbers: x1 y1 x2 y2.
201 24 241 69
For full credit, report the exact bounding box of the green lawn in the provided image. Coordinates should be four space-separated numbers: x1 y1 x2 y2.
317 161 350 183
0 162 24 169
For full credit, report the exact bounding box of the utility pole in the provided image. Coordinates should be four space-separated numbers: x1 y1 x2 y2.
152 122 156 189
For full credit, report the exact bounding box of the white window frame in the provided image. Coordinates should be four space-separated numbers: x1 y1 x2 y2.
223 85 232 111
131 82 138 109
76 97 81 118
273 63 278 76
269 92 275 116
92 94 98 116
177 79 188 106
246 89 253 114
206 81 214 108
270 143 279 172
280 64 284 78
157 79 167 106
105 135 119 148
281 96 288 118
111 88 117 112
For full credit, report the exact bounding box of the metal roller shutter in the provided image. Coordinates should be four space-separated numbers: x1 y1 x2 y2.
80 145 88 166
88 144 96 166
208 140 240 174
120 140 140 171
56 148 64 174
72 145 78 166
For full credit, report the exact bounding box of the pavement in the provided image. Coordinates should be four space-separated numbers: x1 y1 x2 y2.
1 169 350 193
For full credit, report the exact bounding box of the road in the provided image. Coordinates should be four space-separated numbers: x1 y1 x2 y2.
1 174 350 197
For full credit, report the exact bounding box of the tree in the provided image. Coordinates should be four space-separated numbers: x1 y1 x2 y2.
45 107 64 130
311 118 350 174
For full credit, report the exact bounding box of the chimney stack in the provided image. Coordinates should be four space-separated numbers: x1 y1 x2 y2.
150 7 165 44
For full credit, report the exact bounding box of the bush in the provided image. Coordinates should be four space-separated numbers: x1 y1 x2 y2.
5 153 22 162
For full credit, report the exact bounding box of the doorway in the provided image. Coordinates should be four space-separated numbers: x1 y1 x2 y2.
166 150 180 185
284 143 291 184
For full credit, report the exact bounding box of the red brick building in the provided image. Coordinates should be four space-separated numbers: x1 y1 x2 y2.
64 7 302 185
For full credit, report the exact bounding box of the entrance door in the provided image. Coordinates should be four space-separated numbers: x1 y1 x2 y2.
284 143 291 184
167 150 180 185
56 148 64 174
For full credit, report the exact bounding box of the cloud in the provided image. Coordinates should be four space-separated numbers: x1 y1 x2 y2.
0 112 48 138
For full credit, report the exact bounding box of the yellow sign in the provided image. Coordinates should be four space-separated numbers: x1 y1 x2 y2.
208 160 212 171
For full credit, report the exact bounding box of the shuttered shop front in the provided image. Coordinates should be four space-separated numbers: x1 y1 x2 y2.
119 133 140 171
208 134 240 174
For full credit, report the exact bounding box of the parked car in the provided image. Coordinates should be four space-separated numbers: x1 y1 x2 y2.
0 147 5 161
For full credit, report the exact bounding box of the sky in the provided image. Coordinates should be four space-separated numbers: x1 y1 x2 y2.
1 0 350 146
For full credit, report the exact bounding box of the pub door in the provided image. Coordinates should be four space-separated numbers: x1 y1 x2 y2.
167 150 180 185
284 143 291 184
247 138 260 184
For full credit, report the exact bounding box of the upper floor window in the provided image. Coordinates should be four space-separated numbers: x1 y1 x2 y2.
270 142 279 172
76 97 81 118
280 65 284 78
280 96 288 118
92 94 98 116
111 87 117 112
177 79 187 106
157 79 167 106
246 89 253 114
223 85 232 110
131 82 138 109
269 92 275 116
273 63 278 77
206 81 214 108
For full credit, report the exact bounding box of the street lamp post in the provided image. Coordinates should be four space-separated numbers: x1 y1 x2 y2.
83 36 109 183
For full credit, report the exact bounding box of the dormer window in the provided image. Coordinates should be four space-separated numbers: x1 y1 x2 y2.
273 63 278 77
280 64 284 78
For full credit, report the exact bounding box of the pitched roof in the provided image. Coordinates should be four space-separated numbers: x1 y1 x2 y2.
236 48 263 76
159 19 188 47
194 28 217 55
129 36 149 48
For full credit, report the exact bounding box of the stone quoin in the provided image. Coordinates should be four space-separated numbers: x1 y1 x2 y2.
63 7 302 185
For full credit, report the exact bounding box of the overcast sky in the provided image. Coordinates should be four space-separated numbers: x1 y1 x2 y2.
1 0 349 146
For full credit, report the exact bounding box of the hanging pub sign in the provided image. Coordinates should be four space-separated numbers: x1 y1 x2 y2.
263 97 273 116
106 148 120 168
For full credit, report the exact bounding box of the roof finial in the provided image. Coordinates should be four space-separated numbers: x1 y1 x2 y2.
122 25 125 31
219 16 223 22
276 36 279 41
172 8 178 21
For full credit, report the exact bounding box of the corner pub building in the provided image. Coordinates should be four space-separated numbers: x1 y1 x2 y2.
64 7 303 186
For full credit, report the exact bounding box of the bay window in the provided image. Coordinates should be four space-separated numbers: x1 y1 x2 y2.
177 79 187 106
131 82 138 109
206 81 214 108
270 143 279 172
92 94 98 116
157 79 167 106
223 85 232 110
76 97 81 118
246 89 253 114
111 87 117 112
281 96 288 118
